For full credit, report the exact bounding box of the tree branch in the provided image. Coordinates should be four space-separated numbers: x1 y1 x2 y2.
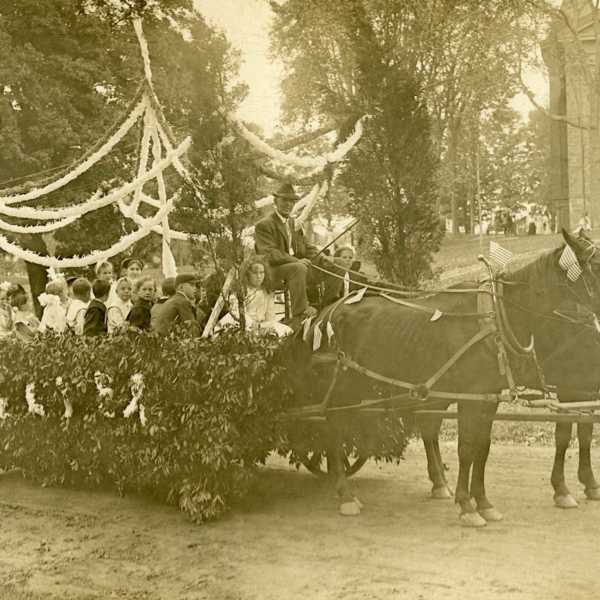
516 61 592 129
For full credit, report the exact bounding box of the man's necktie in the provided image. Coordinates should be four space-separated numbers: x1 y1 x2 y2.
286 219 295 256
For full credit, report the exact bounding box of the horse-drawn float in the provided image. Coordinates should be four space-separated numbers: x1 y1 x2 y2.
283 230 600 525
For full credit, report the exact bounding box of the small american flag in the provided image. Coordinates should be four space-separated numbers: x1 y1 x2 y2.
489 241 513 268
559 245 582 282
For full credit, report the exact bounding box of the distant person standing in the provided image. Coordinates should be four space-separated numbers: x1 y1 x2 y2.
575 212 592 235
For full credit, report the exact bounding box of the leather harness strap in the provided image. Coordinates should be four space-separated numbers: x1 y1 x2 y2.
303 255 600 416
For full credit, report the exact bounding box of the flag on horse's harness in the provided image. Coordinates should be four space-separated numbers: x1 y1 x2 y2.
312 321 323 351
489 241 513 269
559 245 583 281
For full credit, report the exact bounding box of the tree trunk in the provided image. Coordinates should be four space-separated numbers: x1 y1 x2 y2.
448 126 459 234
20 235 49 319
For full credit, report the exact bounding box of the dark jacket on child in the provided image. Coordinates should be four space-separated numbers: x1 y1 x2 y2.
83 299 108 337
127 299 153 330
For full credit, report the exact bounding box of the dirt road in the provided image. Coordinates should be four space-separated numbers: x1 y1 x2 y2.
0 442 598 600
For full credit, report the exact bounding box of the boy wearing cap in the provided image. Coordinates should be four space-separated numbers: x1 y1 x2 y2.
254 182 320 321
151 274 202 336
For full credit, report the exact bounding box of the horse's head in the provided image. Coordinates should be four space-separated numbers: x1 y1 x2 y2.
559 228 600 316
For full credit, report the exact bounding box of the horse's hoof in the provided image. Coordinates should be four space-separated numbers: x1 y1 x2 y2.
352 496 364 510
460 512 487 528
554 494 578 509
431 486 452 499
340 501 361 516
479 507 503 522
585 487 600 501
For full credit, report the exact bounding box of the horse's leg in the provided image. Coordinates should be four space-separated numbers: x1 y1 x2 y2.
470 405 503 522
326 419 361 516
455 405 487 527
551 422 578 508
419 415 452 499
577 423 600 500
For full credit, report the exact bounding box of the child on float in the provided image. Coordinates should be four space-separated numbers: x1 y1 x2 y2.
83 279 111 337
65 278 92 335
106 277 133 334
7 284 39 341
94 260 118 304
120 258 144 284
218 255 292 337
38 278 69 333
0 281 13 337
126 276 155 331
150 277 176 324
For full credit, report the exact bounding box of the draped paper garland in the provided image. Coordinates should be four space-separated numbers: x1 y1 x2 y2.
0 18 363 275
0 196 174 268
228 113 364 171
0 215 78 234
0 100 146 206
0 139 190 222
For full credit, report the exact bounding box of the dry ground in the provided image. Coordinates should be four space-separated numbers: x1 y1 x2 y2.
1 441 599 600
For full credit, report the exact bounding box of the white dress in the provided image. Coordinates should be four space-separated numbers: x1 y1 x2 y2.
38 294 67 333
218 287 292 337
106 297 132 334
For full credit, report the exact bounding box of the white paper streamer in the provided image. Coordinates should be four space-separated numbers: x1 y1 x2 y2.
312 321 323 351
0 215 78 234
0 194 174 268
0 138 190 221
0 100 146 205
228 115 364 170
344 287 368 305
133 19 154 87
326 321 335 343
302 316 314 342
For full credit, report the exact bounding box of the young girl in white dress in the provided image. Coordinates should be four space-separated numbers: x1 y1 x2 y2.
38 279 69 333
218 256 292 337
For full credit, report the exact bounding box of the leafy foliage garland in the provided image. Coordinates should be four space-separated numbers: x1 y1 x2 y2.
0 330 291 522
0 328 411 521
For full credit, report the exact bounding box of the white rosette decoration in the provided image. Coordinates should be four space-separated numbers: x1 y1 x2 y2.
55 376 72 420
94 371 115 418
25 383 45 417
123 373 146 426
0 397 9 420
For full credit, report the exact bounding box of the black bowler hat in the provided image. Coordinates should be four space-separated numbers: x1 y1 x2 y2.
273 182 299 201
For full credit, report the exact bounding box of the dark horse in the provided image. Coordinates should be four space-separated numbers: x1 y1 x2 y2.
286 231 600 525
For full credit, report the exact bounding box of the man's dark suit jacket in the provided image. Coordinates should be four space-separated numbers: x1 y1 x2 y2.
254 212 318 267
151 292 200 336
83 299 107 337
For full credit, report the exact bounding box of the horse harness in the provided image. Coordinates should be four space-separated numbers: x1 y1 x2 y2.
293 255 600 418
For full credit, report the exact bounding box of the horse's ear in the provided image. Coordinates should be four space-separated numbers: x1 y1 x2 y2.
578 228 593 242
561 228 579 250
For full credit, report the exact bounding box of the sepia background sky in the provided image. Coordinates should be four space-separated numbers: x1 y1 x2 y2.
194 0 547 135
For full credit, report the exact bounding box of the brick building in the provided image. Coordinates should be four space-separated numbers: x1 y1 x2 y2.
543 1 600 230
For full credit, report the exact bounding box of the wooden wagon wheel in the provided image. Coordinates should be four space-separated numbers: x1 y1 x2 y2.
301 450 368 478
